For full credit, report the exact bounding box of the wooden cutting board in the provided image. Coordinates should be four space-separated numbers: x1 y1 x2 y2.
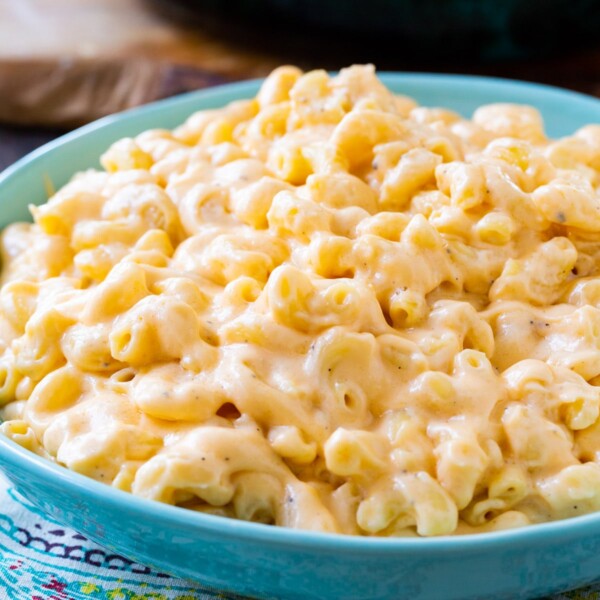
0 0 281 127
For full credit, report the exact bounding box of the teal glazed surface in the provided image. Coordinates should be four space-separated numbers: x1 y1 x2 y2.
2 75 600 600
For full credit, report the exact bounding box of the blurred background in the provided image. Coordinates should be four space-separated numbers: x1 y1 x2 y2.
2 0 600 171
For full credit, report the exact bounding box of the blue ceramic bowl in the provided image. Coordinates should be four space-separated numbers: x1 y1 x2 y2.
2 75 600 600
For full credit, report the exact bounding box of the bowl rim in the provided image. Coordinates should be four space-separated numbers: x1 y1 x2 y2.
6 431 600 553
2 70 600 185
2 71 600 554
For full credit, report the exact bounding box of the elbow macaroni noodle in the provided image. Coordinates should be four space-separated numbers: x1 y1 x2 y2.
2 65 600 536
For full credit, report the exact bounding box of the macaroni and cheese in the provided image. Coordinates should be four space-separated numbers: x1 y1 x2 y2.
2 65 600 536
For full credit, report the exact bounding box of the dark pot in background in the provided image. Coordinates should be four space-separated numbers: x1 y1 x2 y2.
169 0 600 61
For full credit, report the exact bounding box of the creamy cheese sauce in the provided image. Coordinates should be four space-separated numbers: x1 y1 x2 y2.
2 65 600 536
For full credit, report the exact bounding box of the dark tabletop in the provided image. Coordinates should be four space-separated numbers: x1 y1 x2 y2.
0 126 65 172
